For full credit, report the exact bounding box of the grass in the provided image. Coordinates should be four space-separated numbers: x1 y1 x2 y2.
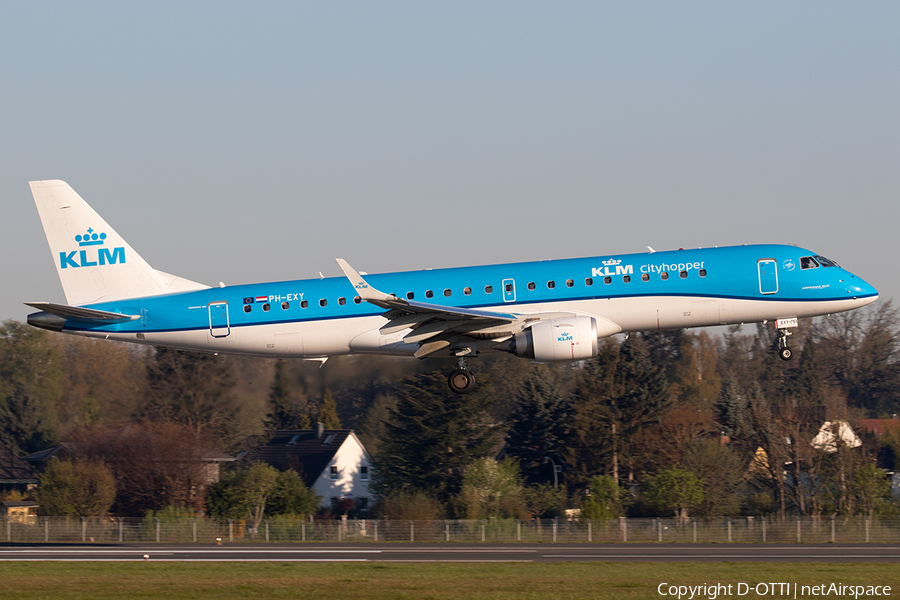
0 562 897 600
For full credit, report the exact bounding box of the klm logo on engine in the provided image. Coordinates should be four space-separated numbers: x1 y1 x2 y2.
59 229 126 269
591 258 633 278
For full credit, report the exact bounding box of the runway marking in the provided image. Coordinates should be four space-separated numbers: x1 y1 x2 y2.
544 554 900 559
0 550 381 554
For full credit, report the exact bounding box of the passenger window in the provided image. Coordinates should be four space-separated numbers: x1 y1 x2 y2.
263 303 271 312
800 256 820 269
623 275 631 283
426 290 434 298
699 269 707 278
547 281 555 289
680 271 688 279
319 299 327 307
485 285 493 294
281 302 289 310
504 284 512 293
585 278 593 286
407 291 415 300
566 279 574 287
354 296 362 304
464 287 472 295
661 272 669 280
301 300 309 308
604 276 612 285
243 305 251 313
642 273 649 282
527 282 536 290
338 297 346 305
443 289 451 297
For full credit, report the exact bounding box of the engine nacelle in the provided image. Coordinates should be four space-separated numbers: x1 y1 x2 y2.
513 316 599 362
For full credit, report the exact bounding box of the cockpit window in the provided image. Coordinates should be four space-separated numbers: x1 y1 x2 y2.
815 255 839 268
800 256 820 269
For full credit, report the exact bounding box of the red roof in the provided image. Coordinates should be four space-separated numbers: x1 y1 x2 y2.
857 419 900 437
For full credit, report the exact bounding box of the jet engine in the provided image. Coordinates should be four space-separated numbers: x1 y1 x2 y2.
512 316 599 362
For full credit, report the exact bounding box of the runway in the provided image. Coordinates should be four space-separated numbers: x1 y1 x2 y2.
1 543 899 562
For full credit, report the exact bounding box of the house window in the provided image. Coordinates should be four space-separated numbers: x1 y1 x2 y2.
360 466 369 480
323 434 336 444
330 466 338 480
357 497 369 511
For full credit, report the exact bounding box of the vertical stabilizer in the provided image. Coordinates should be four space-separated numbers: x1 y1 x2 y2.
29 180 207 306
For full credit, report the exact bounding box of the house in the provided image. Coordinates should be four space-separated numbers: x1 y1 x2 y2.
245 425 373 513
22 442 236 486
810 421 862 453
0 443 39 495
1 500 38 525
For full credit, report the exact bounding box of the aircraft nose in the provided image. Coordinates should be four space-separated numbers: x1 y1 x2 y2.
845 273 878 302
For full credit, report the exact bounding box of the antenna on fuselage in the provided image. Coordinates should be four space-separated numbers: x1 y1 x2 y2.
647 246 656 254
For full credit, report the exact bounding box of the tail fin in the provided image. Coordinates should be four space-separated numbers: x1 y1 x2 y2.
30 180 208 306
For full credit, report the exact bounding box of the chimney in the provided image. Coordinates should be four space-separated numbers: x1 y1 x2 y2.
317 422 325 439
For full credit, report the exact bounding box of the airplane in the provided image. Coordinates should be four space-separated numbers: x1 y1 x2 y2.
25 180 879 393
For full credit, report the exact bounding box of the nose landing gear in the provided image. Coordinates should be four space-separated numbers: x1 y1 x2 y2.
448 356 477 394
778 328 793 361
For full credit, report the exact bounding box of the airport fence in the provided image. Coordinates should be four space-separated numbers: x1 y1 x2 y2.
4 516 900 544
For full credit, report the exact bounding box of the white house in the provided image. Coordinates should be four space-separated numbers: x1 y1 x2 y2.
249 425 374 513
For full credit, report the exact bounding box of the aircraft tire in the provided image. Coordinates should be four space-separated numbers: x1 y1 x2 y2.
448 369 476 394
779 347 793 361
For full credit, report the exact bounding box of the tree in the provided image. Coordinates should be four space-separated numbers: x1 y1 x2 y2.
642 467 704 520
681 439 744 517
375 371 497 501
457 457 528 520
71 422 211 515
266 360 297 429
0 321 61 454
568 335 672 486
580 475 629 521
266 470 321 517
317 389 342 429
36 459 116 516
504 365 572 485
142 347 240 442
207 462 279 532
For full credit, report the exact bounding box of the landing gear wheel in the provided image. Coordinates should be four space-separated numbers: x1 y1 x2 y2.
448 369 476 394
779 347 793 361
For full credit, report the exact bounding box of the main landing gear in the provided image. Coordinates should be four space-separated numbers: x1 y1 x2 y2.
778 328 793 361
448 356 477 394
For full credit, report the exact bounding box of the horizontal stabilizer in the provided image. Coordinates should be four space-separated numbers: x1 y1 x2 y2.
25 302 139 323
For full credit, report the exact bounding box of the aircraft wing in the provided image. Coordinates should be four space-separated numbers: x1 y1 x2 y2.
24 302 140 324
337 259 571 358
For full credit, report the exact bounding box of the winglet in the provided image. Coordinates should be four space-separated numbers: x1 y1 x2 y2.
335 259 396 303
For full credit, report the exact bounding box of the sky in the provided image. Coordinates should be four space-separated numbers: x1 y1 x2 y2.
1 2 898 323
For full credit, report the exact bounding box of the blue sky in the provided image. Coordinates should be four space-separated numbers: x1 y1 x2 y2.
2 2 898 322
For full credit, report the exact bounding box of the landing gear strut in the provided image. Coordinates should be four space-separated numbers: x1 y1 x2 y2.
448 356 477 394
777 328 793 361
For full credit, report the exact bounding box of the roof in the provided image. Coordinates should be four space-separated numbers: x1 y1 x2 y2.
246 429 355 487
22 442 234 465
0 443 38 482
857 419 900 437
21 442 78 465
1 501 38 508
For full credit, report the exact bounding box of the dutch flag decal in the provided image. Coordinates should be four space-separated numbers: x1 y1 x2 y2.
256 295 268 303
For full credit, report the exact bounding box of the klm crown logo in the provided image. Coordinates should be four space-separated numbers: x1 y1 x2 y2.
592 257 633 278
75 228 107 247
60 227 126 269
